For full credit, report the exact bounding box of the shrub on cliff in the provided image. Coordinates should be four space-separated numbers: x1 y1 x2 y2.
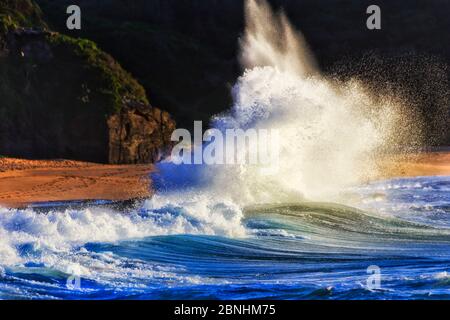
47 34 148 113
0 0 47 33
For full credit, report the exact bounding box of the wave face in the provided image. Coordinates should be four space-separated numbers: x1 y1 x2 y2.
0 0 446 300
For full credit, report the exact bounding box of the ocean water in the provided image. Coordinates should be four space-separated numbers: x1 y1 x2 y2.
0 175 449 300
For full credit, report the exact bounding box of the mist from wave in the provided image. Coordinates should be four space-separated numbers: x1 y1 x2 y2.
154 0 421 207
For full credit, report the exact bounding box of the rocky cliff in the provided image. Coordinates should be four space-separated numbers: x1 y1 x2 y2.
0 0 175 164
108 101 175 164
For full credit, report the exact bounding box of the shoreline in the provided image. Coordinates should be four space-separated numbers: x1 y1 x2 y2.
0 151 449 209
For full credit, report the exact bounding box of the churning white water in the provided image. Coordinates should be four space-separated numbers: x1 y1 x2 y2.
159 0 414 203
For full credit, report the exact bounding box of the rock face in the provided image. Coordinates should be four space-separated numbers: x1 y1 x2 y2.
108 102 175 164
0 1 175 164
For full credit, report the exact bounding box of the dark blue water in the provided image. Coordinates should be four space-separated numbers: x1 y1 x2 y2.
0 176 449 300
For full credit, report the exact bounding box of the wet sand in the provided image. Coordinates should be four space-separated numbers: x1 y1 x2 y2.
0 152 449 208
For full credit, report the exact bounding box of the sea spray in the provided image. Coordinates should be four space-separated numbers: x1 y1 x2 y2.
157 0 418 202
240 0 318 76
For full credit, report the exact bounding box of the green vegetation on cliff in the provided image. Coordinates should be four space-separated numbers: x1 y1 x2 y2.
0 32 148 114
0 0 46 32
47 34 148 112
1 0 148 115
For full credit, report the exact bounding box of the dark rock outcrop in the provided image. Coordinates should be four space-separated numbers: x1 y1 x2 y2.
108 101 175 164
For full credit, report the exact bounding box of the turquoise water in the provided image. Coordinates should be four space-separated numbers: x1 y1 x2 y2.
0 176 449 300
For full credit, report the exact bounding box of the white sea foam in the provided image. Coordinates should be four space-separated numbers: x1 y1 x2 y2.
0 199 246 268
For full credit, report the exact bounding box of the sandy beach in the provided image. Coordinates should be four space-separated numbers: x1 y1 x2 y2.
0 152 449 208
0 158 154 208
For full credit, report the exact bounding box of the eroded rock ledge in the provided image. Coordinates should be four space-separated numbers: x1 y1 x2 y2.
108 101 175 164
